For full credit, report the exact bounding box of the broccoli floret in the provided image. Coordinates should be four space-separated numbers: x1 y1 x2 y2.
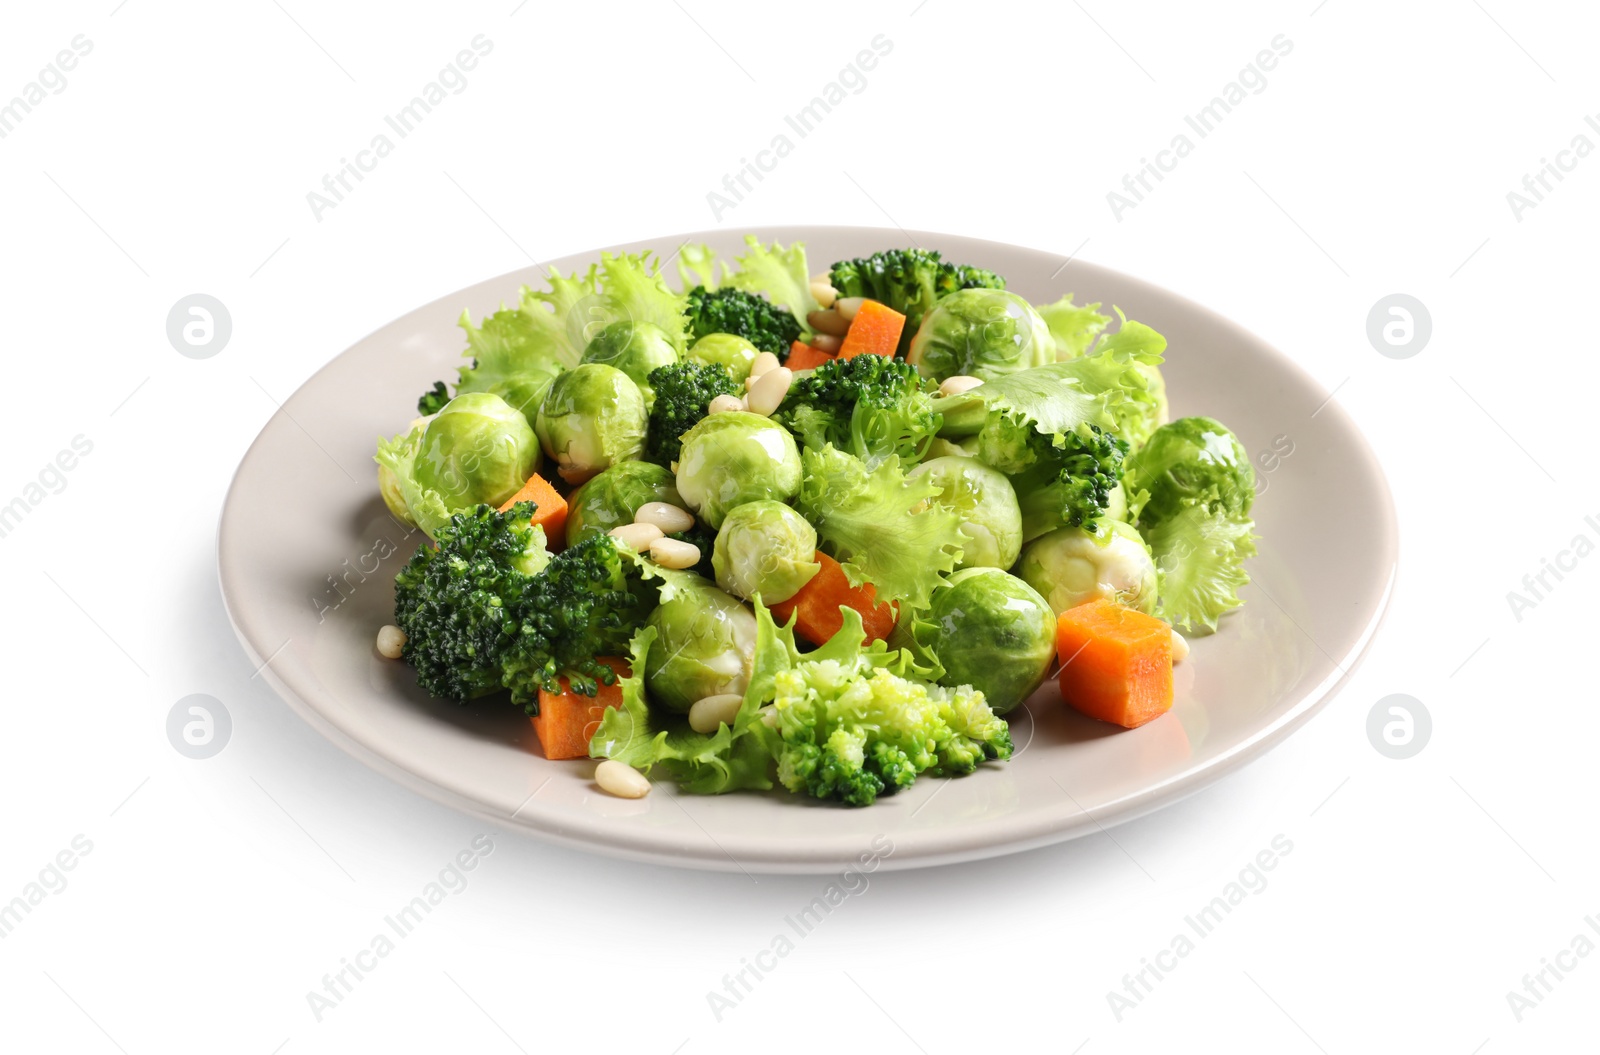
684 286 803 358
500 533 659 712
766 657 1013 807
643 360 741 466
985 421 1127 539
416 380 450 416
829 249 1006 355
392 502 552 702
775 354 941 468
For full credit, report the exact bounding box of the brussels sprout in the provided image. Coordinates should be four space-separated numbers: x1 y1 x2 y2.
907 288 1054 384
534 363 648 484
907 455 1023 570
644 577 759 712
581 321 678 410
377 461 414 527
711 500 820 603
915 567 1056 715
413 392 540 510
565 460 685 547
486 361 562 429
674 412 803 528
1015 520 1158 616
1124 416 1253 524
688 333 760 382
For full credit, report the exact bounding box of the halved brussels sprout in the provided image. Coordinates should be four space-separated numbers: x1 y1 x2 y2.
711 500 820 603
688 333 760 382
581 321 678 410
534 363 648 484
644 576 759 712
908 455 1023 570
914 567 1056 715
907 288 1054 383
674 412 802 529
565 460 685 548
1015 520 1158 616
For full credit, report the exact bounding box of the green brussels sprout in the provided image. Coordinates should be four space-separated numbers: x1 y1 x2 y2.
377 460 415 527
1124 416 1253 524
1015 520 1158 616
565 460 685 548
534 363 648 484
674 412 802 529
413 392 540 510
644 576 759 712
908 455 1023 571
486 361 562 429
581 321 678 410
711 500 820 603
688 333 760 382
915 567 1056 715
907 288 1054 384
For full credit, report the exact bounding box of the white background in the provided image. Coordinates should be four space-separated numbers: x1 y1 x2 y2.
1 1 1594 1051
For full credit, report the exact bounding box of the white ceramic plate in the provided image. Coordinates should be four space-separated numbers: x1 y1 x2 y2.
218 226 1396 874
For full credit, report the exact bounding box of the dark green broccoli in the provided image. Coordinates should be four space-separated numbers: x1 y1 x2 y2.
774 353 941 468
996 423 1129 540
684 286 802 358
500 533 659 712
643 360 741 466
828 249 1006 355
392 502 553 702
417 380 451 416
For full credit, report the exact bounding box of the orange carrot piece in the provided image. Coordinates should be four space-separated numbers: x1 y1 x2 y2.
785 340 837 372
530 657 629 760
837 300 906 360
1054 599 1173 729
498 471 568 549
770 550 897 647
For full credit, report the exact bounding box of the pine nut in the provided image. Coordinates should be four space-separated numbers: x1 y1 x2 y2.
688 693 744 733
609 522 664 551
649 536 701 569
807 309 849 337
635 502 694 534
810 333 843 355
835 296 865 323
938 374 985 397
1170 629 1189 663
749 351 781 380
810 280 837 309
745 366 793 417
595 759 651 798
709 393 746 415
376 624 407 659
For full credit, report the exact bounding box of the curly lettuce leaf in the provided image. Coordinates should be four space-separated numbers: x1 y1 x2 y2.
1036 294 1110 361
676 243 723 291
596 251 689 351
795 446 964 612
1145 497 1256 633
374 426 453 538
725 236 820 321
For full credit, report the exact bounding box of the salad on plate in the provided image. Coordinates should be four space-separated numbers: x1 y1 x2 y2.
371 238 1259 807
